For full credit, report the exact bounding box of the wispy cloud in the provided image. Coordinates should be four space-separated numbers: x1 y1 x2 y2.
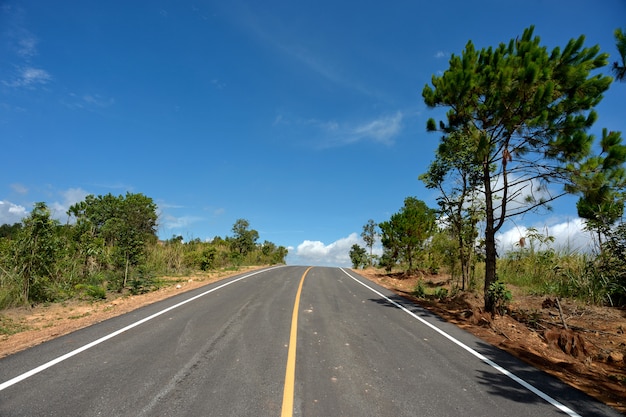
434 51 448 59
211 79 226 89
311 111 404 148
4 66 52 88
10 183 28 194
2 8 52 89
62 93 115 110
16 33 38 58
83 94 115 107
226 2 382 99
351 112 403 145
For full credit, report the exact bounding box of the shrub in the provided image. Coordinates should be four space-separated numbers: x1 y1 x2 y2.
488 280 512 315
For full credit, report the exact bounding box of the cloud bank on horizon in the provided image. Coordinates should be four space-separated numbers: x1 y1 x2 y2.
287 218 596 268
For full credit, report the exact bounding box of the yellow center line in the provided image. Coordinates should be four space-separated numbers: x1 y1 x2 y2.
281 266 312 417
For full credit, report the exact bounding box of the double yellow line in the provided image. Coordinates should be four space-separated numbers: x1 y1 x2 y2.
280 266 312 417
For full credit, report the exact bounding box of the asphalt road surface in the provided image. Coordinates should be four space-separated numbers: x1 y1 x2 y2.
0 266 620 416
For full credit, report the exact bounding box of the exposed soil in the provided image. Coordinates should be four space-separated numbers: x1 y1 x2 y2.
356 268 626 415
1 266 625 414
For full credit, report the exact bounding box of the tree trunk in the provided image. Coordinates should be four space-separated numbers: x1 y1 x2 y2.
123 255 129 288
483 165 497 313
457 233 466 291
484 223 497 313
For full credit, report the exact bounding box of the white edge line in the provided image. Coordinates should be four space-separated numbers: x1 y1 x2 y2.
0 266 284 392
339 268 582 417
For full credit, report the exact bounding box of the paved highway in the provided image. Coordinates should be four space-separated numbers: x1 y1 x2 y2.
0 266 620 416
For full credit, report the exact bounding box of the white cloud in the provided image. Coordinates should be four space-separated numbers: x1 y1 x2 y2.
49 188 89 221
288 232 382 267
312 112 404 148
496 218 594 255
0 201 27 225
352 112 403 145
434 51 447 59
159 213 204 230
0 188 88 226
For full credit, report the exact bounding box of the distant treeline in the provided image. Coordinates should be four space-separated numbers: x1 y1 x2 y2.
0 193 287 308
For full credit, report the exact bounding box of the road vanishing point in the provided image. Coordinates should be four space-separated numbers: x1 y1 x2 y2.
0 266 620 416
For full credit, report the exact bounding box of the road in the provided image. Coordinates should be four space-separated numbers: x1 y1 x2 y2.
0 266 620 416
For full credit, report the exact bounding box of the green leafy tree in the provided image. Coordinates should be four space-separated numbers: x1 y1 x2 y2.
379 197 436 274
259 240 289 265
349 244 368 269
68 193 158 288
422 26 620 312
361 219 378 267
0 223 22 239
271 245 289 265
420 128 483 290
12 203 60 303
613 27 626 82
230 218 259 256
568 128 626 245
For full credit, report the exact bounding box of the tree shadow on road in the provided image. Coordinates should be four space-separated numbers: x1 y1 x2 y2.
366 294 619 416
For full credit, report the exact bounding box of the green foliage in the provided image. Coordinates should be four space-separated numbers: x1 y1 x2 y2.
68 192 158 288
0 223 22 239
0 197 287 309
361 219 378 267
12 202 61 303
231 219 259 256
434 287 449 299
378 251 396 273
349 244 368 269
613 27 626 82
412 280 425 298
592 223 626 305
420 128 483 290
200 247 218 271
569 129 626 235
422 25 620 312
487 281 512 316
75 284 107 300
379 197 437 274
497 228 626 307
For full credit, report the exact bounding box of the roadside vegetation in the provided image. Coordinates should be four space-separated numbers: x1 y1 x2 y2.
351 26 626 311
0 193 287 309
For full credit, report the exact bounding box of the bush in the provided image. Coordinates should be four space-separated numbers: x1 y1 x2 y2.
434 287 449 299
412 280 425 298
75 284 106 300
488 280 512 315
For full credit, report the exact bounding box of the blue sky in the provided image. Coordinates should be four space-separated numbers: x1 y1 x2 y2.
1 1 625 267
